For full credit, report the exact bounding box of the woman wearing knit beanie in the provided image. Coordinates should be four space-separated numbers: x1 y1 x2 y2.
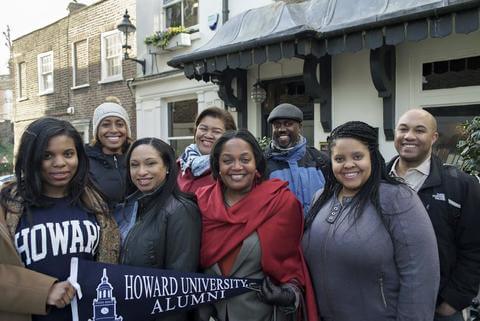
86 97 132 208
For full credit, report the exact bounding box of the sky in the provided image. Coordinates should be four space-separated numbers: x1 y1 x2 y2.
0 0 97 75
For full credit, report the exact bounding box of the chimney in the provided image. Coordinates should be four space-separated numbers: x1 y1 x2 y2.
67 1 87 15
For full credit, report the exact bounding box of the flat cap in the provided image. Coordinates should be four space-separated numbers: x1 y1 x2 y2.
267 103 303 123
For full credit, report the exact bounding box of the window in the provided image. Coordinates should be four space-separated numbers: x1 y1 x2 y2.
37 52 53 94
17 62 27 99
163 0 198 29
100 31 122 83
168 99 197 156
71 119 90 144
72 39 89 87
422 55 480 90
425 105 480 166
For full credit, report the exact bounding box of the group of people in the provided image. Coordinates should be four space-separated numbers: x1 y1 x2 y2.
0 98 479 321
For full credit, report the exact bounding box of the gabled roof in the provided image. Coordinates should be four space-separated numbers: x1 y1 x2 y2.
168 0 480 78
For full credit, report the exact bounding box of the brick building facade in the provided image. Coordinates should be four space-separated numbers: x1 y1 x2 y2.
11 0 137 149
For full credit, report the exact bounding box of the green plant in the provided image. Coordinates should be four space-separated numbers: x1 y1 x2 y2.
457 116 480 176
0 142 14 175
144 26 190 49
257 136 271 151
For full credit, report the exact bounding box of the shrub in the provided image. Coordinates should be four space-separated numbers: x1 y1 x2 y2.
457 116 480 176
144 26 190 49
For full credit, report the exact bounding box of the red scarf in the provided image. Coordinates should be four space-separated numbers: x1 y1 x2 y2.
176 160 215 193
196 178 319 321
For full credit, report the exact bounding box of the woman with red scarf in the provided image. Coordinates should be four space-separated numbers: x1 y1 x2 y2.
195 129 318 321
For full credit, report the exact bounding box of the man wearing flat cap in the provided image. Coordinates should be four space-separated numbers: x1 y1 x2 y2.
265 103 328 214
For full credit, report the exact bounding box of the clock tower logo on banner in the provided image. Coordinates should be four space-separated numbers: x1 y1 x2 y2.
89 268 123 321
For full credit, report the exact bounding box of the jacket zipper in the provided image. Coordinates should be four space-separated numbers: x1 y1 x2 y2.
113 154 125 201
379 273 387 308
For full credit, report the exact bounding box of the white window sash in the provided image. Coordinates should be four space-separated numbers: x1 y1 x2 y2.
17 62 27 99
162 0 199 29
37 51 54 94
100 30 123 83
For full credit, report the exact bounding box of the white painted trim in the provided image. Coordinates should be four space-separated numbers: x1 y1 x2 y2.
37 51 54 95
409 43 480 108
167 135 194 140
137 83 218 101
98 76 123 84
71 84 90 90
162 0 199 30
100 30 123 83
71 119 91 143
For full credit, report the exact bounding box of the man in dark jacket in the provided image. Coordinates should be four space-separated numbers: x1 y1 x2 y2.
264 103 327 214
387 109 480 321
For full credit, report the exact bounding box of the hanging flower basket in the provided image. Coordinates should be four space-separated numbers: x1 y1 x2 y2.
144 26 193 52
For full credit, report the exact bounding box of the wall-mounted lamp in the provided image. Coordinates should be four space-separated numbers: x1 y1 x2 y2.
117 10 146 75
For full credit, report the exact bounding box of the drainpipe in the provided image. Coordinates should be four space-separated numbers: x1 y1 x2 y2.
222 0 229 24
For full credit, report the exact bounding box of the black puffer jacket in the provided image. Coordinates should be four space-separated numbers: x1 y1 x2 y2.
387 155 480 310
118 189 201 321
86 144 127 208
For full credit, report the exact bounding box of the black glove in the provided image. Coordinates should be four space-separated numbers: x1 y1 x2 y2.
259 276 296 307
194 304 216 321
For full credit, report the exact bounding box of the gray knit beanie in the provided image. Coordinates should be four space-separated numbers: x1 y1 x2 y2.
267 103 303 123
92 102 131 138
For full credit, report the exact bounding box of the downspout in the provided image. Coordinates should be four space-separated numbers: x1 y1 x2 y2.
222 0 229 24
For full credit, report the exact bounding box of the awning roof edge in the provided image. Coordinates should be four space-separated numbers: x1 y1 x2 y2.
168 27 314 68
168 0 480 72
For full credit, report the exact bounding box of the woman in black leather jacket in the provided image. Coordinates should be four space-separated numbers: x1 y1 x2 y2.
114 137 201 321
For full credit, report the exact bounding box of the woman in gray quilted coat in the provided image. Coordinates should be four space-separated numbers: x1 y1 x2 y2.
303 121 440 321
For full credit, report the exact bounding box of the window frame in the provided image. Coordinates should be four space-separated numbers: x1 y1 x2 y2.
72 39 90 89
410 45 480 108
17 61 27 100
71 119 91 143
166 98 197 155
99 30 123 84
424 104 480 166
162 0 199 30
37 51 54 95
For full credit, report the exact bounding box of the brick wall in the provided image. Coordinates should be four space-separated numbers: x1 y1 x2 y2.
12 0 137 151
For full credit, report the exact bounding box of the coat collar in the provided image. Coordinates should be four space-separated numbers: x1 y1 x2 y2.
388 155 443 191
418 155 442 190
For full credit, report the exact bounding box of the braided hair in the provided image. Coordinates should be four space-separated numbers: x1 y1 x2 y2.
305 121 400 229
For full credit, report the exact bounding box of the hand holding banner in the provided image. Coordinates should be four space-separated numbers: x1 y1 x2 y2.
69 258 261 321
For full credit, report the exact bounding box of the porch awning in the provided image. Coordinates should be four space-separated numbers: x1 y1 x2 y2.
167 0 480 79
